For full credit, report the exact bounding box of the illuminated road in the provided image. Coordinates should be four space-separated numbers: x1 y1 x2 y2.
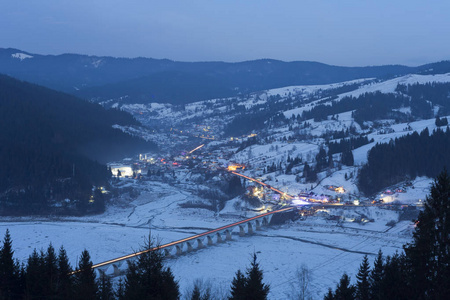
188 144 205 154
230 171 294 200
91 206 295 270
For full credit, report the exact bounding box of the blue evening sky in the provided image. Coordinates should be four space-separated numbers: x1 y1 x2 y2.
1 0 449 66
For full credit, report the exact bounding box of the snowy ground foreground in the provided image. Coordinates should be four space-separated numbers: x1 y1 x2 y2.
0 178 427 299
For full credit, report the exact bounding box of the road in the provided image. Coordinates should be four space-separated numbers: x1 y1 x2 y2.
230 171 294 200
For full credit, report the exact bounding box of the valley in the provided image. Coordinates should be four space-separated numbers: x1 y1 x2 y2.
2 71 447 297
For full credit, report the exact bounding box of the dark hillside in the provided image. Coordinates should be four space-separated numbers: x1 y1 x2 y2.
75 60 414 104
0 75 156 215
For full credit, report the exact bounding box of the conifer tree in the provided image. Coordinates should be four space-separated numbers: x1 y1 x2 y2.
355 255 370 300
328 152 334 169
25 249 45 299
404 169 450 299
379 253 408 300
229 270 246 300
333 273 355 300
202 286 212 300
191 285 202 300
116 278 125 300
43 243 58 299
74 249 97 300
56 246 73 300
341 149 354 167
303 163 317 183
189 279 213 300
124 234 179 300
0 229 22 300
98 274 114 300
324 288 334 300
315 146 327 171
191 284 202 300
244 253 270 300
435 116 448 127
368 250 384 300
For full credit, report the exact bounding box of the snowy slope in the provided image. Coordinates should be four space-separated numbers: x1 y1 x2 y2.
338 73 450 100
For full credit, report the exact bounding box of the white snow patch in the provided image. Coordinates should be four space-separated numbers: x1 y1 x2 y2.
11 53 33 61
91 59 103 68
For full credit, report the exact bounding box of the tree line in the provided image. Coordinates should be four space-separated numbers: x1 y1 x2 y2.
301 92 408 124
358 127 450 195
396 82 450 116
325 170 450 300
328 136 372 155
0 232 271 300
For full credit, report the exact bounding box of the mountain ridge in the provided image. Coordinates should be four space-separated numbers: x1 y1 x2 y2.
4 47 450 105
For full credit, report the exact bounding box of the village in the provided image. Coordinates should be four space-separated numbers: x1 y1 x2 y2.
106 135 422 228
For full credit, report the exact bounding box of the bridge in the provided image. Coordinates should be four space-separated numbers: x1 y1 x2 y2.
91 206 295 277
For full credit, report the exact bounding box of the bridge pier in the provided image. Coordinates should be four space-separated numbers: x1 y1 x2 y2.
255 219 262 230
197 238 204 248
225 229 232 240
176 245 183 255
96 268 107 278
216 232 224 243
187 242 194 252
248 222 254 234
239 225 246 236
207 235 214 245
164 248 172 257
112 263 122 276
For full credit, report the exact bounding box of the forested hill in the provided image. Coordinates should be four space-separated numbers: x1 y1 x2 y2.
0 75 156 215
2 47 444 105
74 62 412 105
358 127 450 195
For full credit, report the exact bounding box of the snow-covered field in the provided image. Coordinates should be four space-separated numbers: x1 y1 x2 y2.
0 178 426 299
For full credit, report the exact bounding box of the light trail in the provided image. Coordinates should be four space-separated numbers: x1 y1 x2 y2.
231 171 293 200
89 206 294 270
188 144 205 154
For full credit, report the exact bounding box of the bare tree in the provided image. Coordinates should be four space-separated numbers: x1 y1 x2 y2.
288 264 313 300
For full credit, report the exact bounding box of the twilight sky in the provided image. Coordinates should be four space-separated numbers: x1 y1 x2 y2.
1 0 449 66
